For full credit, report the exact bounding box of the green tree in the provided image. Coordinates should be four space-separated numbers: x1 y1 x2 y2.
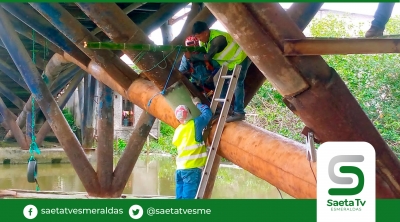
308 14 400 152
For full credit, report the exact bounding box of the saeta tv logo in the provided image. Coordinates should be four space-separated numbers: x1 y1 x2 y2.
317 142 375 222
328 155 364 196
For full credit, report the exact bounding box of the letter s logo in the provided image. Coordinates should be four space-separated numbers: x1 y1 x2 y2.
328 155 364 196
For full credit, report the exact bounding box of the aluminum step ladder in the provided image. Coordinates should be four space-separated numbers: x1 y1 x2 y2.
195 64 241 199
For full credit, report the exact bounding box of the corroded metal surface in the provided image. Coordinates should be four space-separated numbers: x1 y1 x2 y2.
284 38 400 56
82 75 96 148
4 62 80 141
0 59 29 91
243 3 322 106
214 3 400 197
111 112 156 197
76 3 209 104
76 3 181 89
0 81 25 110
1 3 91 66
170 6 216 45
5 9 63 54
0 7 101 195
286 3 324 31
249 3 400 198
96 82 114 195
205 3 309 97
29 3 137 85
0 97 28 149
0 2 396 199
2 3 133 93
125 77 316 198
138 3 188 34
35 72 85 146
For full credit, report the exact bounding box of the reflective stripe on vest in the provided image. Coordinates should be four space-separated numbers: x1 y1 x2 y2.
199 29 247 70
172 120 207 170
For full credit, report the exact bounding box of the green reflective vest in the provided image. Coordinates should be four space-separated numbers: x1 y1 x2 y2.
199 29 247 70
172 120 207 170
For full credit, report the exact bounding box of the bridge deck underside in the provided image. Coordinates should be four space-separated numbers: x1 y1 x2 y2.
0 3 398 199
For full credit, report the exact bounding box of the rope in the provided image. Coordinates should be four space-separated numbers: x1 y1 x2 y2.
29 30 42 192
276 187 283 199
147 45 182 108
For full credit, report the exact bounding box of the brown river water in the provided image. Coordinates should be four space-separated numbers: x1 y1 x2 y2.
0 154 293 199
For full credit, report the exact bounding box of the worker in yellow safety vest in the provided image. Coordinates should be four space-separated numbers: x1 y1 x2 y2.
172 96 212 199
189 21 253 123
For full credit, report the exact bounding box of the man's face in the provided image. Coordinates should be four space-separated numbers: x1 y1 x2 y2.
195 30 209 43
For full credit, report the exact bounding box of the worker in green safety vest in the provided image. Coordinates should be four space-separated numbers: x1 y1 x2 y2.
173 97 212 199
189 21 253 122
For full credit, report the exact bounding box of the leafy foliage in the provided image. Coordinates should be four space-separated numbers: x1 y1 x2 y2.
113 138 127 154
62 108 78 135
148 122 177 156
308 14 400 152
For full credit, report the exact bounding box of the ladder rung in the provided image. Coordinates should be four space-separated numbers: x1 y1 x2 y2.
214 98 225 102
221 75 232 79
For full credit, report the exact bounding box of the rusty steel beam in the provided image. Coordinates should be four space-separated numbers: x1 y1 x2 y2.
286 3 324 31
138 3 188 35
5 10 63 54
168 5 216 66
206 3 309 97
90 3 146 36
2 3 133 93
4 62 80 141
25 110 32 145
179 3 202 34
0 115 9 131
29 3 137 83
76 3 181 89
211 3 400 198
76 3 209 106
283 38 400 56
1 3 91 67
81 74 89 144
82 75 96 148
247 3 400 198
0 59 29 91
160 22 173 45
243 3 322 107
0 97 28 149
12 2 337 198
51 65 81 96
96 81 114 195
171 6 216 45
0 81 25 110
123 77 398 198
124 78 317 198
35 72 85 146
0 114 10 131
0 7 101 195
63 54 128 100
62 37 318 198
0 38 47 73
111 112 156 197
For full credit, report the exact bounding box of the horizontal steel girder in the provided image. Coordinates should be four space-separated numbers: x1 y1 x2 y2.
284 37 400 56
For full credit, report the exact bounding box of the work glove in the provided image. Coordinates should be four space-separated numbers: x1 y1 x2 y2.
191 97 201 106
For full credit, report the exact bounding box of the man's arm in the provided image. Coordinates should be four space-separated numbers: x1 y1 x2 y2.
193 103 212 143
191 35 228 62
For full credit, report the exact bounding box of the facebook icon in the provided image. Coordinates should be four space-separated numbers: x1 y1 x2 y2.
23 205 38 219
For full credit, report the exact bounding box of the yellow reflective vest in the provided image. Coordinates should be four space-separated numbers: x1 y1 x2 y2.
199 29 247 70
172 119 207 170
